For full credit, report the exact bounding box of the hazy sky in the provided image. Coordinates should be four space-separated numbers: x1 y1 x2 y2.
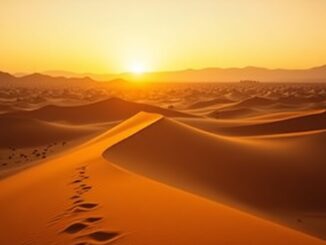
1 0 326 73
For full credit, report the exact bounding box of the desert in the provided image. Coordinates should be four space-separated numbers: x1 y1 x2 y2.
1 1 326 244
1 77 326 244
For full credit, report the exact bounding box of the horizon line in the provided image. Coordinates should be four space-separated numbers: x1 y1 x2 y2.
2 63 326 77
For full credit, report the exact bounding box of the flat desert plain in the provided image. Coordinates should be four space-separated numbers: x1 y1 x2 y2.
0 82 326 245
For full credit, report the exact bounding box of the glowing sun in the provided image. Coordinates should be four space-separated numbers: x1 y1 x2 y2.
129 62 147 75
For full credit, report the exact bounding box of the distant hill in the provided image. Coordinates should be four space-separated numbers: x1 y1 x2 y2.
0 72 107 88
0 71 132 88
20 73 96 86
44 70 115 81
45 65 326 83
0 71 16 83
122 65 326 83
1 65 326 85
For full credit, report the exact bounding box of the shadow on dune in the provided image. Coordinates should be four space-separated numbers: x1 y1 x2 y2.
220 110 326 136
103 113 326 239
0 116 100 148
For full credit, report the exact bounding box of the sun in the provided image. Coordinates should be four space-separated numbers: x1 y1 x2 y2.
129 62 147 75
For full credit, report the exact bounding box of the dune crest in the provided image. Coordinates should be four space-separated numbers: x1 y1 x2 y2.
5 97 192 124
220 109 326 136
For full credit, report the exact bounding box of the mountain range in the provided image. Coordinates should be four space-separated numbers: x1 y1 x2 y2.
38 65 326 83
1 65 326 86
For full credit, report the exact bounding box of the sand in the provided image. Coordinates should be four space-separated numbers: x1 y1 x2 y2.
0 82 325 244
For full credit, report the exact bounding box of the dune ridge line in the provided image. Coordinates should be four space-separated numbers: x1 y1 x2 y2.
82 111 164 151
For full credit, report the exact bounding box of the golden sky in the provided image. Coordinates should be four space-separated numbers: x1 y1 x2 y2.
1 0 326 74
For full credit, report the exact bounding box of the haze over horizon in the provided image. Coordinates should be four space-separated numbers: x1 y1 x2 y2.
1 0 326 74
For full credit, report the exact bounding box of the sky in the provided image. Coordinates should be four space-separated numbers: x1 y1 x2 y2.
1 0 326 74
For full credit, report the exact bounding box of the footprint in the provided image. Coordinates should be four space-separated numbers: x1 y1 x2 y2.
62 223 88 234
78 203 98 209
82 231 119 242
55 167 116 242
74 184 88 191
76 190 86 195
70 195 81 200
79 186 92 192
73 200 84 205
70 203 99 213
72 208 89 213
76 188 92 195
71 180 82 184
83 217 103 223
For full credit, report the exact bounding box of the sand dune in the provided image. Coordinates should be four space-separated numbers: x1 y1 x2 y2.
220 109 326 136
0 115 106 178
104 113 326 239
208 107 260 119
0 104 11 114
188 97 234 109
277 95 326 105
205 97 278 119
205 94 326 119
0 116 102 148
245 109 325 121
5 97 193 124
178 109 326 136
234 96 277 107
0 112 324 245
1 82 326 244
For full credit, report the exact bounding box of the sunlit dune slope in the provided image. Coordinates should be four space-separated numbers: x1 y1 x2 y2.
0 112 324 245
104 113 326 239
177 109 326 136
5 97 194 124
